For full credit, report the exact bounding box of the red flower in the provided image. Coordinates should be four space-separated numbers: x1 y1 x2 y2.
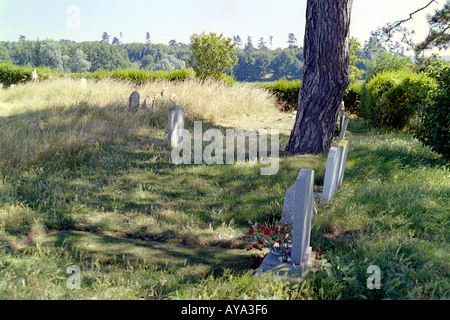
264 228 271 236
258 240 263 244
248 228 254 235
260 225 265 231
242 236 247 241
252 244 262 251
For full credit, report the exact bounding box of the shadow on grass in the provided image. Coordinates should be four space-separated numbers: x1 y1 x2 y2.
40 229 256 275
0 101 324 274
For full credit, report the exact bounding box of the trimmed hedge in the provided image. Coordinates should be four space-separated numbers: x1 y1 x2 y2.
0 63 60 86
343 82 363 116
255 78 302 111
71 68 196 84
0 64 196 87
360 69 437 130
414 65 450 158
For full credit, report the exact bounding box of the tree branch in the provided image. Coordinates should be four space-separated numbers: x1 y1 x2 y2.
382 0 437 39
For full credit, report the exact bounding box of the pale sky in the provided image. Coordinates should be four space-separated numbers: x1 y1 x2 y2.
0 0 447 54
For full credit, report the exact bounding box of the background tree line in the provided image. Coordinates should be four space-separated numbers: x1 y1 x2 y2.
0 34 305 82
0 32 447 84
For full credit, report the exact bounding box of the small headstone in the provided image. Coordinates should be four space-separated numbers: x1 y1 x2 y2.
282 184 316 224
336 140 349 187
128 91 140 112
291 169 315 267
168 106 184 148
80 78 87 88
31 69 38 82
257 169 316 279
338 116 349 143
322 147 341 204
141 96 154 110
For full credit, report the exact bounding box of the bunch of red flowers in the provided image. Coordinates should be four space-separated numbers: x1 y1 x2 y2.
242 222 292 256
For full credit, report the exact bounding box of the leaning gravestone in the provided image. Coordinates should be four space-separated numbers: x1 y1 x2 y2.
168 106 184 148
257 169 315 279
128 91 140 112
322 147 341 204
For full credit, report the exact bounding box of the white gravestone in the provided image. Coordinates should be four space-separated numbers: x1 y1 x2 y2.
291 169 314 267
168 106 184 148
282 184 316 224
141 96 154 110
128 91 140 112
322 147 341 204
336 140 349 187
31 69 38 82
80 78 87 88
257 169 315 278
338 116 349 143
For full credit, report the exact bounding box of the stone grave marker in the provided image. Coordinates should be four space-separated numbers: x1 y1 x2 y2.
336 140 349 187
282 184 317 224
128 91 140 112
31 69 38 82
338 116 349 143
322 147 341 204
257 169 315 279
168 106 184 148
80 78 87 88
141 96 154 110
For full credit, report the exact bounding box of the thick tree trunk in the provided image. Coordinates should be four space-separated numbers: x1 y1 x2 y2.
285 0 353 154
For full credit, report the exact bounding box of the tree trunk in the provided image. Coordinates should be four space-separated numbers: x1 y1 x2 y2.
285 0 353 154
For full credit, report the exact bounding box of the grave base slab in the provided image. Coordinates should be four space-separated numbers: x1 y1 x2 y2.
255 247 315 281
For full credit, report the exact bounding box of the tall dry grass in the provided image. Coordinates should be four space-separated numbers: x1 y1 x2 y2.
0 78 280 168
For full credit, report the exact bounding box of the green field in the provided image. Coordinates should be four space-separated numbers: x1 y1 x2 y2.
0 78 448 300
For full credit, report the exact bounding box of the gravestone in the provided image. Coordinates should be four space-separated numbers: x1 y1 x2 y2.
322 147 341 204
336 140 349 187
282 184 316 224
291 169 315 267
168 106 184 148
31 69 38 82
141 96 154 110
257 169 315 279
338 116 349 143
128 91 140 112
80 78 87 88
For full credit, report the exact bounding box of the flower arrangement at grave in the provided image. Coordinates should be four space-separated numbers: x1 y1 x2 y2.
242 222 293 262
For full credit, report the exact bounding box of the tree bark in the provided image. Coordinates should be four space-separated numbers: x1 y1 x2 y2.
285 0 353 154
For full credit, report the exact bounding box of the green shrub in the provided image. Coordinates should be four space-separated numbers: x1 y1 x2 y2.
73 68 195 84
0 63 61 86
0 63 60 86
343 82 363 117
414 65 450 158
360 69 437 129
256 78 302 111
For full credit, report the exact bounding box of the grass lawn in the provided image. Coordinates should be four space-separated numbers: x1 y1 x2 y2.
0 79 448 300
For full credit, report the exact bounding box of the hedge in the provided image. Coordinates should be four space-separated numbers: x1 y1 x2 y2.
414 65 450 158
255 78 302 111
71 68 196 84
360 69 437 130
0 63 60 86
